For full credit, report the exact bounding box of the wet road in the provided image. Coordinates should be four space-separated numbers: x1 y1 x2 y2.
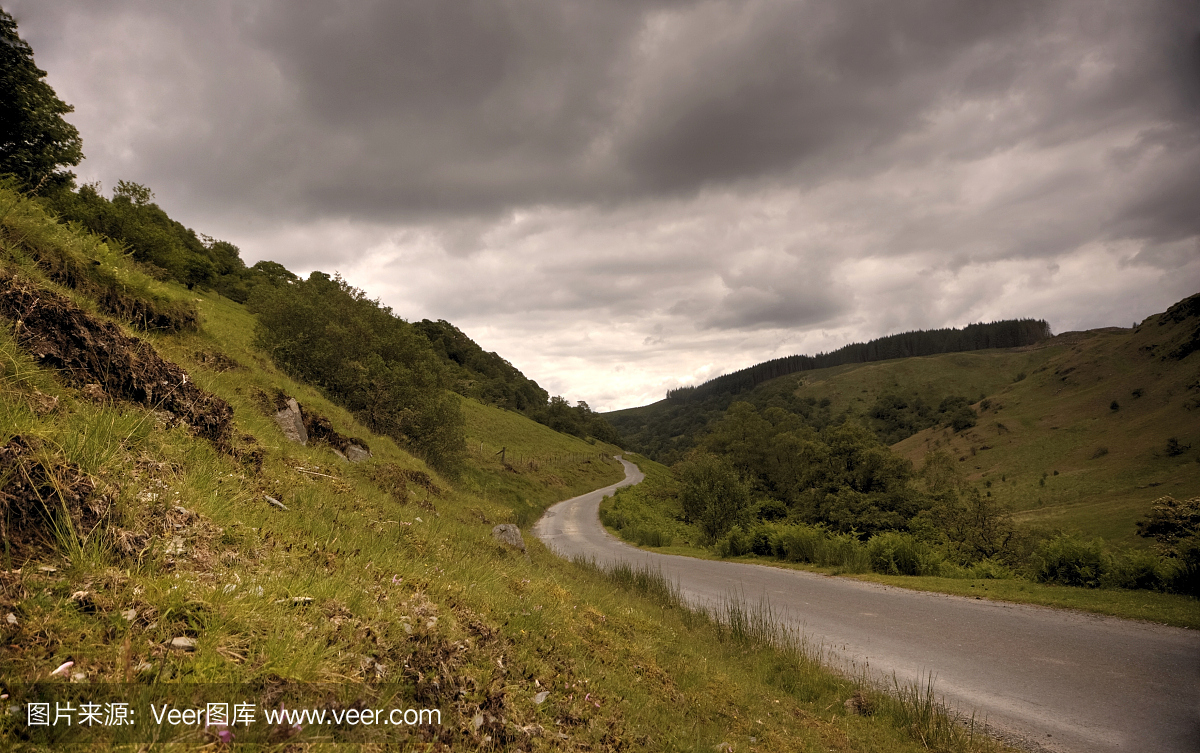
533 457 1200 753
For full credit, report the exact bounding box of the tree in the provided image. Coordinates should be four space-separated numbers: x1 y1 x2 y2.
676 452 749 543
0 10 82 190
915 451 1017 563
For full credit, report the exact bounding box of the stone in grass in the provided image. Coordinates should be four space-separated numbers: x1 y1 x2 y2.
169 636 197 651
345 443 371 463
274 398 308 445
491 524 526 553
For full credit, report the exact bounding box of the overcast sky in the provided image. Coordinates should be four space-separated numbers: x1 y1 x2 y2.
9 0 1200 410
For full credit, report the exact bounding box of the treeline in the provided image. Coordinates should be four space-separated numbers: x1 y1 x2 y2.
414 319 548 411
43 180 293 303
666 319 1051 404
250 272 466 470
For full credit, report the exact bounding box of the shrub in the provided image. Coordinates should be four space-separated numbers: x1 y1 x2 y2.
773 524 830 563
964 558 1015 580
1167 536 1200 597
1103 548 1170 591
676 453 749 543
866 532 943 576
716 525 752 557
1033 534 1108 588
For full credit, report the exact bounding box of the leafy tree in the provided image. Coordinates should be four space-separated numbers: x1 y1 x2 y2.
251 272 465 471
913 451 1017 563
0 10 82 190
1137 496 1200 554
676 452 749 543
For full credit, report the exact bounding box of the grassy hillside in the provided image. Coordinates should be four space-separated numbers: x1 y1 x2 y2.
889 319 1200 545
0 186 1009 751
611 307 1200 546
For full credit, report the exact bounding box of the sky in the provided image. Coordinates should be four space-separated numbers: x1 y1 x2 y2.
8 0 1200 411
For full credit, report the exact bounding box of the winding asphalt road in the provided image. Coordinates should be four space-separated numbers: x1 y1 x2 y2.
532 457 1200 753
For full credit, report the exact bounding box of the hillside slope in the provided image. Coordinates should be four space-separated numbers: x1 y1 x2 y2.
0 186 1001 752
891 298 1200 544
611 294 1199 546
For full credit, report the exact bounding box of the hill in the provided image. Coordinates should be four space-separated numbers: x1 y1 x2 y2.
607 322 1053 463
0 180 1005 750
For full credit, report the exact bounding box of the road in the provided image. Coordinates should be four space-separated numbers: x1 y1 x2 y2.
532 457 1200 753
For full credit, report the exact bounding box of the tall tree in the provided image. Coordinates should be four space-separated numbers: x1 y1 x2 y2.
0 9 82 191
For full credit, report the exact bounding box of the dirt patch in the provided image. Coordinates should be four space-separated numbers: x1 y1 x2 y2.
368 463 443 504
300 404 370 458
193 350 241 372
0 435 102 558
0 271 232 445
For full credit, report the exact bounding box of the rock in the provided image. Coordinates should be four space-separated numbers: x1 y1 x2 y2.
533 691 549 704
5 613 16 626
345 443 371 463
264 495 288 511
164 537 186 556
169 636 196 651
120 609 137 622
81 383 106 402
491 524 526 552
274 398 308 445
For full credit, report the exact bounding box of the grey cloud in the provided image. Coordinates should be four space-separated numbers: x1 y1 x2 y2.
5 0 1199 410
15 0 1199 224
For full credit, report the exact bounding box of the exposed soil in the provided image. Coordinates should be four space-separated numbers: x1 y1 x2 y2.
300 405 370 457
0 435 101 558
369 463 444 504
0 271 232 445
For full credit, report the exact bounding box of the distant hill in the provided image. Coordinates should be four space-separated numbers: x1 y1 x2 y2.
607 318 1052 461
608 292 1200 544
665 318 1051 404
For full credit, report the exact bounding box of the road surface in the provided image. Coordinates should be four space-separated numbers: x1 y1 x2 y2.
532 457 1200 753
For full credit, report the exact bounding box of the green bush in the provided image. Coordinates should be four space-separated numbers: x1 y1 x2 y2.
1102 548 1171 591
676 453 749 543
1167 535 1200 597
1033 534 1108 588
251 271 465 471
964 558 1015 580
866 532 944 576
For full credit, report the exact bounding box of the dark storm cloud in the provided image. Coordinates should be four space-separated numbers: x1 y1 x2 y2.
5 0 1199 409
14 0 1198 222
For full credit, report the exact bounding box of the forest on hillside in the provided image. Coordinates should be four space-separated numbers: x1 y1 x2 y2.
666 319 1051 405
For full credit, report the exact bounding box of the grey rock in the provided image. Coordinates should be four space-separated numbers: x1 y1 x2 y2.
345 443 372 463
265 495 288 511
274 398 308 445
170 636 196 651
491 524 526 552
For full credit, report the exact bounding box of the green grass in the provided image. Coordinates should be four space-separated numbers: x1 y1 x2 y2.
850 573 1200 629
0 190 1017 751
